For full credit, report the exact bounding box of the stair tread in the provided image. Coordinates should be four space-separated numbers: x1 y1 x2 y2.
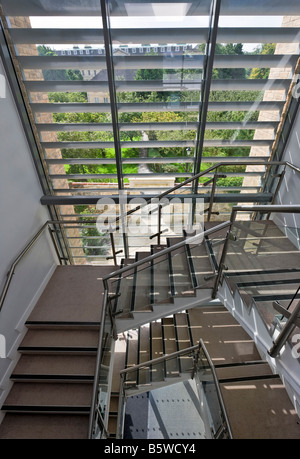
162 318 179 376
167 238 194 296
187 243 215 288
133 252 153 312
12 354 97 377
0 414 89 439
112 273 135 317
188 306 261 365
27 266 115 323
219 376 300 439
3 383 93 408
151 246 172 304
20 329 99 349
215 362 273 381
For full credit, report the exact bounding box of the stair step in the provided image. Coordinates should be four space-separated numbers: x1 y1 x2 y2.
162 317 179 377
215 362 274 382
2 382 93 414
108 414 118 437
18 329 99 354
174 313 194 373
186 242 215 288
0 414 90 439
150 322 164 383
151 245 172 305
219 376 300 439
133 252 152 313
226 270 300 294
138 325 151 386
109 394 119 414
187 306 262 365
11 355 97 382
167 238 195 296
237 282 300 308
125 330 139 386
27 265 114 324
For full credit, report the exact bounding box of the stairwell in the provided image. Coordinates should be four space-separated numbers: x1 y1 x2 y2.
0 265 115 439
104 219 300 439
0 220 299 439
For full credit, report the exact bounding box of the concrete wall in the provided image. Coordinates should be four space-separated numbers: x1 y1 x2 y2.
0 55 58 408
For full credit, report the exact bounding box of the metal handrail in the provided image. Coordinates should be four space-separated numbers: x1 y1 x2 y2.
0 220 68 312
102 220 231 284
120 344 199 375
88 289 109 439
268 298 300 357
110 160 288 230
197 339 233 439
212 204 300 299
92 202 300 439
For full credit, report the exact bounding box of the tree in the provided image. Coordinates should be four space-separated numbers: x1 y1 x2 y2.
249 43 276 80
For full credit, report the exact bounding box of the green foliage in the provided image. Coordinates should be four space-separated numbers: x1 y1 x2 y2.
249 43 276 80
37 45 84 82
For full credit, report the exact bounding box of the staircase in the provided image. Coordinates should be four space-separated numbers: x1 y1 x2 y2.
0 220 300 439
0 265 115 439
108 304 300 439
112 234 216 333
103 219 300 439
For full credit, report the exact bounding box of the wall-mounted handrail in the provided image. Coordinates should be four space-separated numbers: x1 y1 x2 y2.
0 220 67 312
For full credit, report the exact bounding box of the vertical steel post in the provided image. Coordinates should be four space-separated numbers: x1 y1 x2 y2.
193 0 221 194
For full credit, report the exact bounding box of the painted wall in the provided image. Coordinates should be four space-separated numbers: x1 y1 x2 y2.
0 56 58 406
272 104 300 235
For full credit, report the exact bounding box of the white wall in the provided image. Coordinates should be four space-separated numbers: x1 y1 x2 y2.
272 104 300 235
0 57 58 406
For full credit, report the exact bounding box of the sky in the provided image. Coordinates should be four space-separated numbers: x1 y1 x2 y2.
30 15 283 52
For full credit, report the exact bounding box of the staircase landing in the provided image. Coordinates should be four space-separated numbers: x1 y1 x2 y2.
0 265 115 440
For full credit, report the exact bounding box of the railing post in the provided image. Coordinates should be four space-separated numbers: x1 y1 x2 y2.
268 298 300 357
206 171 227 222
266 169 286 220
211 209 237 299
157 204 162 245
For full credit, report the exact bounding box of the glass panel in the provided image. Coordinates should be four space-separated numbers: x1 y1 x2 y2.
109 0 206 196
92 302 114 439
107 237 215 318
195 345 230 438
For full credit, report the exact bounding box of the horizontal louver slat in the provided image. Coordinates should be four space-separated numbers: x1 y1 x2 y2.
30 101 285 114
36 121 278 132
42 139 273 149
9 27 300 45
24 79 290 93
2 0 300 16
18 54 298 71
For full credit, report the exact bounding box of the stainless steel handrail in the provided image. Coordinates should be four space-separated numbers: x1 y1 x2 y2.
111 160 288 230
0 220 67 312
88 289 108 439
197 339 233 439
268 299 300 358
212 204 300 298
120 344 199 375
102 220 231 284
